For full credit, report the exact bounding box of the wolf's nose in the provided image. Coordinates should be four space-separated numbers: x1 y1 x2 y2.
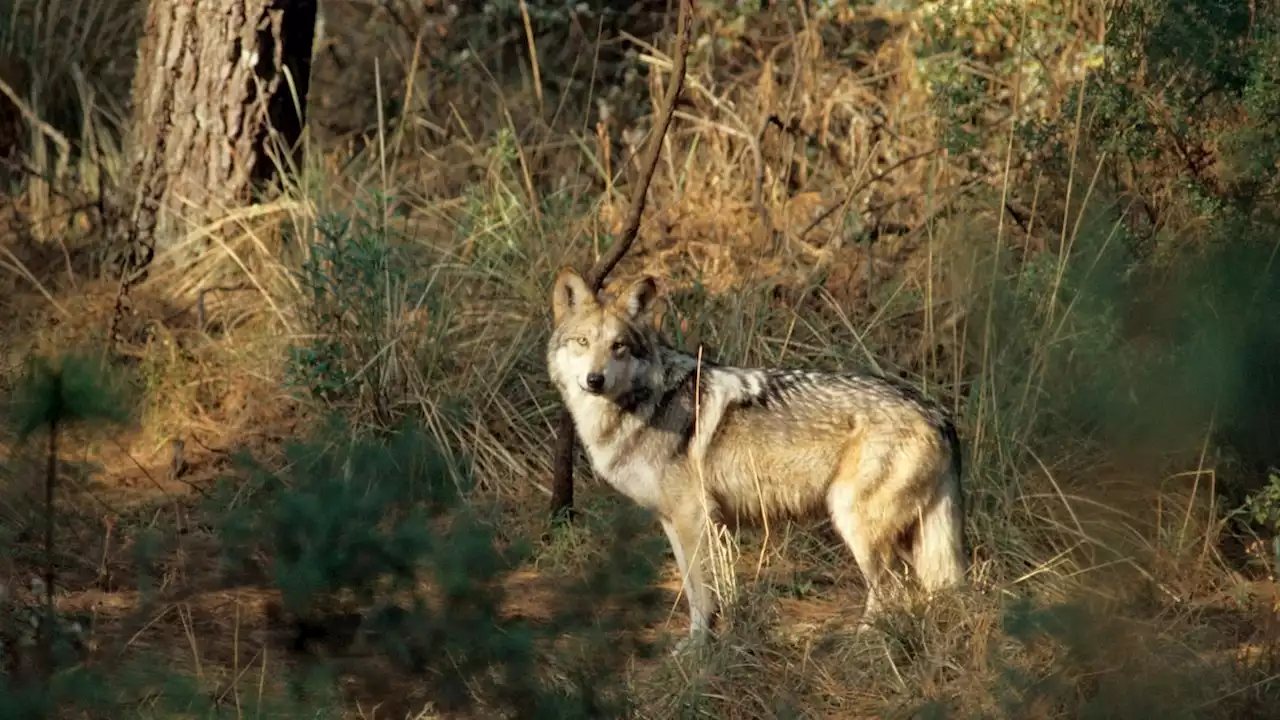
585 372 605 393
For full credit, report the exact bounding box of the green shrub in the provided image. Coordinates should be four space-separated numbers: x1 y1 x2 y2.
286 195 455 424
212 414 666 717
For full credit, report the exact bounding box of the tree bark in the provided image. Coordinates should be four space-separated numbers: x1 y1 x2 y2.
112 0 316 273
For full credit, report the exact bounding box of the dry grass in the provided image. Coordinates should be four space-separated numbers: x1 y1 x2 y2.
0 0 1278 717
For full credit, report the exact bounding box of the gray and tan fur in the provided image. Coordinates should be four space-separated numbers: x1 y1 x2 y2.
547 268 967 650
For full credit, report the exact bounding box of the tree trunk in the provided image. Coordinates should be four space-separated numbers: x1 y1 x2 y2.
111 0 316 281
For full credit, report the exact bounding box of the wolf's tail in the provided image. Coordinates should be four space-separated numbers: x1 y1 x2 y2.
913 419 967 590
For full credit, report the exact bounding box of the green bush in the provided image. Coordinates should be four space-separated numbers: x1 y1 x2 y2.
212 414 666 717
286 195 455 424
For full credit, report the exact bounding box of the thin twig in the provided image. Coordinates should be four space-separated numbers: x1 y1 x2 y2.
41 395 60 682
196 283 255 332
798 145 944 241
752 115 784 236
518 0 544 112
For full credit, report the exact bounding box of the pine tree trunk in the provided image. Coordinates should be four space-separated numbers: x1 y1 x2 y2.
112 0 316 279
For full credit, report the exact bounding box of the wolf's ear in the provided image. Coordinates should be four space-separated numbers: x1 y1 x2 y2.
552 267 595 323
616 276 659 320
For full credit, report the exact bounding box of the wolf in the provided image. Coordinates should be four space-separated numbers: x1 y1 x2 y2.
546 267 967 651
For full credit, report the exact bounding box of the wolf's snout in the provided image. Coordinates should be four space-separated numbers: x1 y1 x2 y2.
585 372 606 393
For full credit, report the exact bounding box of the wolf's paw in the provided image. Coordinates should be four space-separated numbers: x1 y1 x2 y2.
855 615 886 637
670 632 710 658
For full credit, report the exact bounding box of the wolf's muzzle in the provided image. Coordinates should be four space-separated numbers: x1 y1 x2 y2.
585 372 606 393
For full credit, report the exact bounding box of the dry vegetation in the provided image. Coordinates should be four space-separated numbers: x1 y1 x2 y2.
1 0 1279 717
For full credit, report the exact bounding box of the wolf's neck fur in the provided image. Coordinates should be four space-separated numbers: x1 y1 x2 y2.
614 342 700 409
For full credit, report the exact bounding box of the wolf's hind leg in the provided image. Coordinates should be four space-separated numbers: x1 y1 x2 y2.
827 443 914 630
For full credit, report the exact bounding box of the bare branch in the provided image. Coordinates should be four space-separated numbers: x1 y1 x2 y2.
548 0 695 525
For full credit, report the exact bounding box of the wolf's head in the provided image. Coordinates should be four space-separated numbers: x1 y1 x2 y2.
547 267 663 400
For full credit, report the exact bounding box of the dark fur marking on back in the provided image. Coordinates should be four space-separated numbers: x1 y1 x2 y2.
662 375 699 457
726 366 955 433
651 376 688 423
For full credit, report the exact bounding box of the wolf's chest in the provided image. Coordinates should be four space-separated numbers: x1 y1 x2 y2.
582 443 667 510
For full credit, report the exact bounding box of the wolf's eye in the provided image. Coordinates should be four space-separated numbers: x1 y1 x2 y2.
572 337 588 347
611 342 629 357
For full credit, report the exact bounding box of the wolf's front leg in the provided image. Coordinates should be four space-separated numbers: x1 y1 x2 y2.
660 508 716 654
